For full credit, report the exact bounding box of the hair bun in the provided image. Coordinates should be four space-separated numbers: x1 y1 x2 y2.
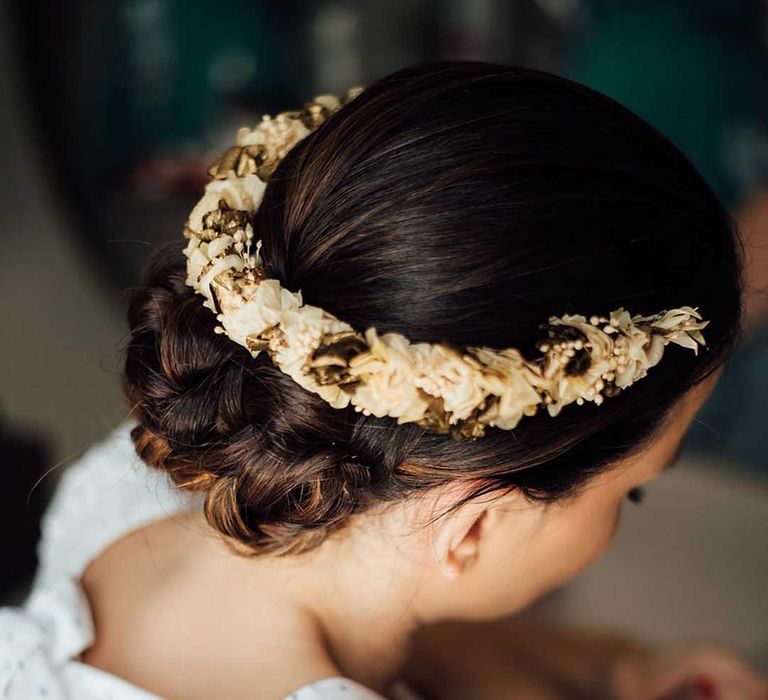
123 241 390 554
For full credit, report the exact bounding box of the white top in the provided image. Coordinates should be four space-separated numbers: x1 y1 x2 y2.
0 418 419 700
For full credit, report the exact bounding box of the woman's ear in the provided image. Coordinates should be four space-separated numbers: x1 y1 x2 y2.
430 487 505 579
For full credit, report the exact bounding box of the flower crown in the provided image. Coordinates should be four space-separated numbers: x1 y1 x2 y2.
182 87 709 440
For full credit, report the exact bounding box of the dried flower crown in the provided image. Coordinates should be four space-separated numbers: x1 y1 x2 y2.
181 87 709 440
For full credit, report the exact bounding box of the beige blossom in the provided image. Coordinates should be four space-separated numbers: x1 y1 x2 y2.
410 344 487 422
556 315 615 365
187 173 266 235
182 235 246 312
467 347 543 429
613 326 660 388
650 306 709 353
237 116 311 167
543 314 616 415
347 328 428 423
272 305 356 409
218 279 302 352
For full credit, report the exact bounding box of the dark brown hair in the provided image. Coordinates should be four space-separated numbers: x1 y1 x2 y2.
123 61 743 555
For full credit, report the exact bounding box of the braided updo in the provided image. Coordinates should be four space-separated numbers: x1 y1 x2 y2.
122 61 742 555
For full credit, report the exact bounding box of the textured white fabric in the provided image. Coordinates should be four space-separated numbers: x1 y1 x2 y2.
0 418 391 700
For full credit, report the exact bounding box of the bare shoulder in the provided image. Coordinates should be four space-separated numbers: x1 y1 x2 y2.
79 511 207 688
79 511 337 700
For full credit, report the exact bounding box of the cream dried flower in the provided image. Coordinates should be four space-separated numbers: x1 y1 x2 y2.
183 235 247 312
237 116 312 169
187 172 266 235
607 309 663 388
410 344 488 423
347 329 429 423
542 314 616 416
217 279 302 352
273 305 357 409
649 306 709 351
467 347 543 430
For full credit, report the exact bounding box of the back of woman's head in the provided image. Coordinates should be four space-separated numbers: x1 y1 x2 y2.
123 61 742 555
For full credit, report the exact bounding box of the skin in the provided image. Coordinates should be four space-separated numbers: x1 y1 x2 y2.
737 184 768 330
81 369 766 700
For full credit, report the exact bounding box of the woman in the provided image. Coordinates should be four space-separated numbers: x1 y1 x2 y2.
2 62 766 699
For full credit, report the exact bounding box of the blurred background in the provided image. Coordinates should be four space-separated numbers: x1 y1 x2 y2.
1 0 767 672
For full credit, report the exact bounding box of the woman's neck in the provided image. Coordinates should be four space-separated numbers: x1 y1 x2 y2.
192 509 423 694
